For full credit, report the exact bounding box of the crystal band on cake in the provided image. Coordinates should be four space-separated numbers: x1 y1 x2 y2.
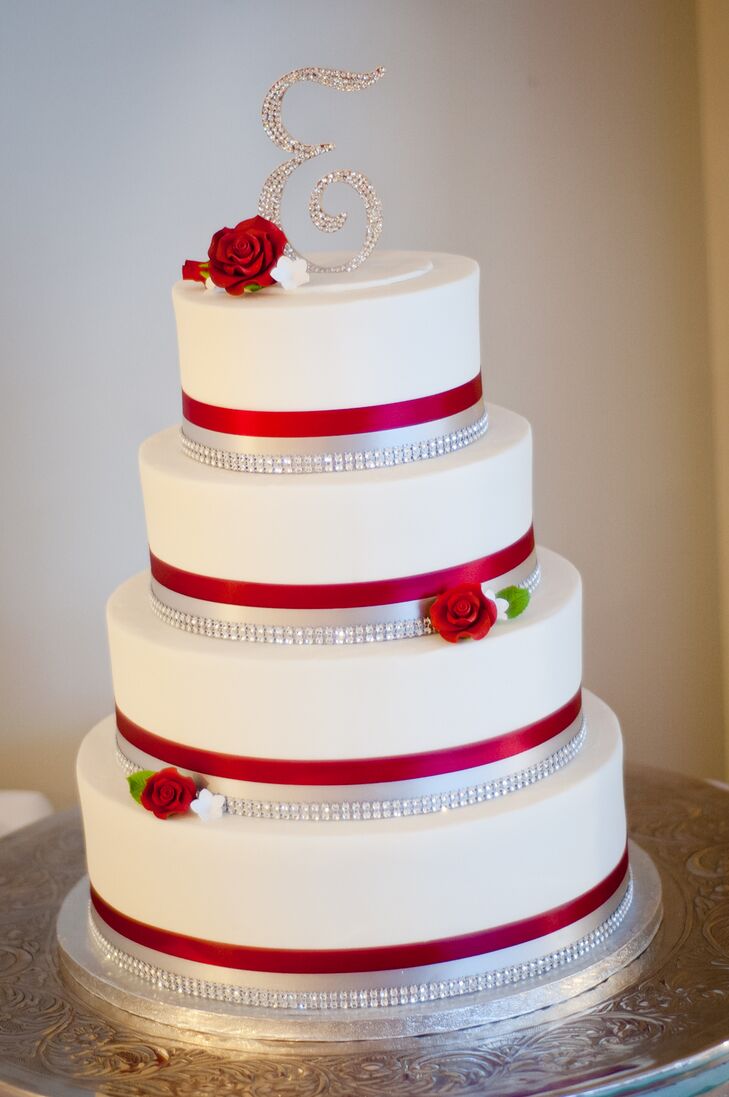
116 715 587 821
89 873 633 1010
115 689 582 786
148 528 539 642
180 411 489 474
88 847 629 1001
180 376 487 473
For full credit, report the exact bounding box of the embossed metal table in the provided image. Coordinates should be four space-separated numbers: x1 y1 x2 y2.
1 766 729 1096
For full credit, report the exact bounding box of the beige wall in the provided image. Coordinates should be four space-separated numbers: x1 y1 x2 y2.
471 0 724 779
698 0 729 783
0 0 724 807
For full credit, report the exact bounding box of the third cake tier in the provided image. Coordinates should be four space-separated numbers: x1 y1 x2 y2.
109 548 580 813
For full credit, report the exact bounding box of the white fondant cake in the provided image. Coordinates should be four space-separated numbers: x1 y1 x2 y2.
75 250 631 1014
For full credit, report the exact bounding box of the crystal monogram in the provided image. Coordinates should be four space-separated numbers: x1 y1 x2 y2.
258 66 385 274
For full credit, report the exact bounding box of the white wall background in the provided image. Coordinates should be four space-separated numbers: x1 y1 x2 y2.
0 0 723 807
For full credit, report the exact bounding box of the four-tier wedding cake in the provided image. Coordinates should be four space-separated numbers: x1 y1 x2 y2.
72 66 632 1023
76 242 631 1015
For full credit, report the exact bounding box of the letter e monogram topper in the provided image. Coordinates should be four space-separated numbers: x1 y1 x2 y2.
258 67 385 275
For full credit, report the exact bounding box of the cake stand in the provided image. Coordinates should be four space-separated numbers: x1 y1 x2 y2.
2 765 729 1096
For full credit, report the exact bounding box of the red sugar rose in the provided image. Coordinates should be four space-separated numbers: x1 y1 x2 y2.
429 584 498 643
206 215 287 295
181 259 209 284
140 768 197 820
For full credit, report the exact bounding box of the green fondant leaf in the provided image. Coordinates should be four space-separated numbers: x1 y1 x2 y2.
243 282 262 293
127 770 155 804
496 585 530 619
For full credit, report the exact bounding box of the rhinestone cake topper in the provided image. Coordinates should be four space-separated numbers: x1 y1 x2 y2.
258 66 385 275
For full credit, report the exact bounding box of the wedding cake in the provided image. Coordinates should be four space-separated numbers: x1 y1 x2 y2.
75 240 631 1013
72 67 631 1021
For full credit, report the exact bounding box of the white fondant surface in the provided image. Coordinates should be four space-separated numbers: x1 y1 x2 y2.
173 251 480 410
78 691 626 952
301 251 435 291
107 548 581 761
139 405 532 585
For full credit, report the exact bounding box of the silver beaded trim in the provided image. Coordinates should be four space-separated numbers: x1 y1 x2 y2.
180 412 488 475
89 873 632 1011
149 562 542 646
115 716 586 823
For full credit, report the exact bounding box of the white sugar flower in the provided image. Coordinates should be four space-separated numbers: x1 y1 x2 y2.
271 255 310 291
483 588 510 621
190 787 226 822
204 277 217 291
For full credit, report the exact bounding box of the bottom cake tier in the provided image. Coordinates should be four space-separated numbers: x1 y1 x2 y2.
76 691 629 1007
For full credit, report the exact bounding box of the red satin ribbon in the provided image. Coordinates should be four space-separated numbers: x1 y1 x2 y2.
150 527 535 611
116 690 581 786
182 374 483 439
90 847 629 974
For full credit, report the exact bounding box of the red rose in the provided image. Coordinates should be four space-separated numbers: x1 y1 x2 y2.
207 215 287 295
182 259 209 284
140 768 197 820
429 584 497 643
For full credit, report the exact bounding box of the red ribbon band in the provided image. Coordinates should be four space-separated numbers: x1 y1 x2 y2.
116 690 581 786
182 374 483 439
90 846 628 975
150 527 535 611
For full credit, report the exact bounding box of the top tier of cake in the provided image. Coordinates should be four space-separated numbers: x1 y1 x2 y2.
173 251 479 413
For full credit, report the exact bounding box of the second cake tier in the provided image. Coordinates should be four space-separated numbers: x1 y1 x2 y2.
141 404 532 586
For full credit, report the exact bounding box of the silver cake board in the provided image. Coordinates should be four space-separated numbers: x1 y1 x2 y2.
56 840 661 1045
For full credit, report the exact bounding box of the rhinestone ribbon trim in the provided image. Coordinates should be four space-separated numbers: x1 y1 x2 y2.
180 411 488 474
114 690 582 785
89 877 632 1010
149 562 540 645
89 848 630 976
150 528 536 611
182 375 483 438
148 527 539 645
116 717 587 821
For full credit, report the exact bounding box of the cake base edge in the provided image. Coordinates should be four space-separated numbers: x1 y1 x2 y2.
56 841 661 1044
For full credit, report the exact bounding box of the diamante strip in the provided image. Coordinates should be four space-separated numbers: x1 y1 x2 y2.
89 874 632 1011
180 412 488 475
149 563 542 646
115 716 585 822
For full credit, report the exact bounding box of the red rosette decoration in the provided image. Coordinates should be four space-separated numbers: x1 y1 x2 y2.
429 584 498 643
181 259 209 284
139 767 197 820
182 215 288 296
